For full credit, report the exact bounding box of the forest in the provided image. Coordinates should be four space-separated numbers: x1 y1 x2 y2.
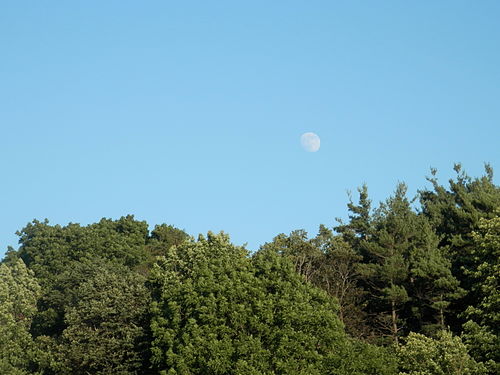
1 164 498 375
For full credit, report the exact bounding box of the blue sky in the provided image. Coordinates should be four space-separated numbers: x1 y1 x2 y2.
1 1 499 257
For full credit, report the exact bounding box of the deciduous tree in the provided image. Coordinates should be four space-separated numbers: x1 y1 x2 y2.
397 331 486 375
150 232 352 374
58 259 151 374
0 259 41 374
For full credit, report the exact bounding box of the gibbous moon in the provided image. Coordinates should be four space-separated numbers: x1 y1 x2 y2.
300 132 321 152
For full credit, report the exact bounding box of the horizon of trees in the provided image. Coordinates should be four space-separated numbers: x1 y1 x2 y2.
1 164 498 374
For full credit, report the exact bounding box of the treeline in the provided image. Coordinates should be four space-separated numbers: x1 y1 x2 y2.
0 164 498 374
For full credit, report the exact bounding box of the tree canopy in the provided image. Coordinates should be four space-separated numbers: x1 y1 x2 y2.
0 165 498 374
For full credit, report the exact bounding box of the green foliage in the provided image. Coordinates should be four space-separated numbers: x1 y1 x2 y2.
150 232 267 374
358 183 415 342
136 224 190 276
466 214 500 334
17 215 149 279
335 184 372 251
462 214 500 374
346 183 464 341
260 229 324 283
420 164 500 331
150 224 189 250
0 259 41 374
263 226 367 339
57 259 151 374
330 339 398 375
15 216 150 337
313 229 367 338
0 165 497 374
397 331 487 375
407 216 464 334
252 247 348 374
150 232 351 374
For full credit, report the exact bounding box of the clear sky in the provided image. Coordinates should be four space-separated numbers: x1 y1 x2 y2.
1 1 499 258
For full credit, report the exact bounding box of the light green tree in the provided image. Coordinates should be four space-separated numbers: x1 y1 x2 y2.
150 232 355 374
0 259 41 374
150 232 272 374
150 231 397 375
397 331 486 375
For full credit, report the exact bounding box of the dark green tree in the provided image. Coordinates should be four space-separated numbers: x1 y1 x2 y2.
149 224 189 251
138 224 189 275
419 164 500 331
15 216 149 337
261 227 369 339
462 213 500 374
311 226 367 338
260 229 323 283
253 241 396 375
333 181 463 339
57 259 151 374
358 183 415 343
407 216 464 334
331 339 397 375
17 216 149 275
335 184 372 253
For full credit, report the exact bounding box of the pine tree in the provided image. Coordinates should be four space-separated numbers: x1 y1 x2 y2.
462 213 500 374
407 216 464 334
419 164 500 331
335 184 372 254
358 183 414 343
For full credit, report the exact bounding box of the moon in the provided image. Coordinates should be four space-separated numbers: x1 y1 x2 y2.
300 132 321 152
